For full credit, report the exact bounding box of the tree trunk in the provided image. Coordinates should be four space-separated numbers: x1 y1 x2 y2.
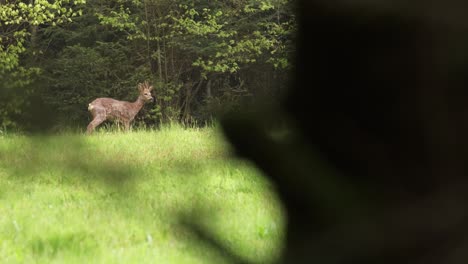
30 0 37 48
163 38 168 82
183 79 204 124
144 1 152 73
206 79 212 98
156 40 163 81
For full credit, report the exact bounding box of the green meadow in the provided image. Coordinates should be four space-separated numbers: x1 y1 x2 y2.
0 126 284 263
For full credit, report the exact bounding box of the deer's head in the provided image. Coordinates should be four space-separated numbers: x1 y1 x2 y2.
138 81 154 102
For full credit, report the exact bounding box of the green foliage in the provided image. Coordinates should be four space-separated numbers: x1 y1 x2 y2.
0 0 86 73
150 81 184 123
173 0 295 76
0 0 87 129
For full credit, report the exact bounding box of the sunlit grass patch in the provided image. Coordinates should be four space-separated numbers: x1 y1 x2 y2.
0 127 284 263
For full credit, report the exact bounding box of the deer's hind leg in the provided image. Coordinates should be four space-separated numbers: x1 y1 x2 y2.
87 108 106 134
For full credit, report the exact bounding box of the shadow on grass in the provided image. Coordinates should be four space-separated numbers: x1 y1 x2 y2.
0 134 141 190
0 132 283 263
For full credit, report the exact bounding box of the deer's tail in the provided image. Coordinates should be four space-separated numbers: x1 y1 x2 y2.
88 104 94 111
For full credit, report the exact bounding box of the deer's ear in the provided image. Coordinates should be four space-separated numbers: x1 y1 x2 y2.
138 84 143 92
149 85 154 91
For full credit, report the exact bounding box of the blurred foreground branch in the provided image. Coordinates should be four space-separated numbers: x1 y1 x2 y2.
217 0 468 263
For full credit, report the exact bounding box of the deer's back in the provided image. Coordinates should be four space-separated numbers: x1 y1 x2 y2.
89 98 135 120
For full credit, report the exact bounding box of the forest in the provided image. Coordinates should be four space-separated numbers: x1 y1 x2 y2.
0 0 296 131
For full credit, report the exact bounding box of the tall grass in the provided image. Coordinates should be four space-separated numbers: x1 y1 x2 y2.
0 126 284 263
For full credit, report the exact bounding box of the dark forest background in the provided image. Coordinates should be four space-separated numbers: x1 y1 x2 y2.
0 0 295 131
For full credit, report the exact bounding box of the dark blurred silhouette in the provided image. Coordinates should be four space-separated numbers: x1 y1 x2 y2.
220 1 468 263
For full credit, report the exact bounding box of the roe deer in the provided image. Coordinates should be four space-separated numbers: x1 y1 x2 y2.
86 81 154 134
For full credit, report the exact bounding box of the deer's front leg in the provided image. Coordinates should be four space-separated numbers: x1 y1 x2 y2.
123 121 131 132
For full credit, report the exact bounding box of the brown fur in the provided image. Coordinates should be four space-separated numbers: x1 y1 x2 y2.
86 81 154 134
